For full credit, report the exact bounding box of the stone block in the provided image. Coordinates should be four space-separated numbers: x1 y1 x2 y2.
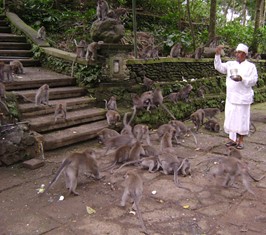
22 158 45 170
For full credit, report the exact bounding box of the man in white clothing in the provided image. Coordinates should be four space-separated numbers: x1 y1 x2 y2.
214 43 258 149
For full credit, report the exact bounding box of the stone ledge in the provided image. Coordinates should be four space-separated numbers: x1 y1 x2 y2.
6 12 50 47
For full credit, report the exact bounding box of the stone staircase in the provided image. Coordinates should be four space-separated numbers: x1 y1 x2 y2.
1 15 109 151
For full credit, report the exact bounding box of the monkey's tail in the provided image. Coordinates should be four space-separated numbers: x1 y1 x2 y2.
99 160 117 172
128 106 137 125
188 129 198 147
103 99 108 110
43 159 71 194
160 103 176 120
71 56 78 77
112 159 143 174
133 196 148 234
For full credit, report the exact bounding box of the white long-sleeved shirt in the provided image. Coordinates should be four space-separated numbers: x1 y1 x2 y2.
214 55 258 104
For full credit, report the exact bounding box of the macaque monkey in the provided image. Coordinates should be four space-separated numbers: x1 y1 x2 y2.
10 60 24 74
121 170 148 234
204 119 220 133
36 26 46 40
143 76 154 90
107 7 128 22
120 108 137 136
71 39 87 76
160 131 173 150
133 124 151 145
190 109 205 132
104 134 136 155
157 123 178 145
101 145 131 171
178 84 193 102
85 41 104 61
131 91 153 111
44 149 101 196
35 84 49 106
227 146 243 159
97 0 109 21
197 86 206 98
210 157 256 195
0 82 6 101
2 64 14 82
203 108 220 120
106 110 121 126
141 44 160 60
170 43 182 58
54 103 67 123
194 47 204 59
158 154 191 187
97 128 120 144
168 119 198 146
152 88 176 119
104 95 117 110
74 39 87 58
114 154 159 174
164 92 179 103
128 141 145 162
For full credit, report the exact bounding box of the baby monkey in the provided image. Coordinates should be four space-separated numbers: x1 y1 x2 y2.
36 26 46 40
35 84 49 106
121 170 148 234
54 103 67 123
44 149 101 196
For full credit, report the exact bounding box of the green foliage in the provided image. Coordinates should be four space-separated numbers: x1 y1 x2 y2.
6 93 20 120
216 21 254 47
75 65 103 87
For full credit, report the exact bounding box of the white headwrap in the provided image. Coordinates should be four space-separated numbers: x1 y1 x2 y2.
236 43 249 55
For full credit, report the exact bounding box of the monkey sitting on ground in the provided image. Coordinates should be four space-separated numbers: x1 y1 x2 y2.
97 128 120 144
104 95 118 111
204 119 220 133
54 103 67 123
106 110 121 126
190 109 205 132
44 149 101 196
10 60 24 75
133 124 151 145
36 26 46 40
85 41 104 61
120 170 148 234
35 84 49 106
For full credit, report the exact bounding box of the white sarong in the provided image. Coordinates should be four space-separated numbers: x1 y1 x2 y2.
224 100 250 137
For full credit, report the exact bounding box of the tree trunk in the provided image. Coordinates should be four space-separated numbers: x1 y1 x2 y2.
251 0 264 54
186 0 196 50
209 0 217 40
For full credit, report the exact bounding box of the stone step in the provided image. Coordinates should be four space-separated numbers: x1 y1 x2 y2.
0 42 32 50
13 86 87 100
0 26 11 33
26 107 106 133
0 20 8 26
0 58 40 66
43 119 109 150
0 49 33 57
0 33 27 42
5 67 76 90
18 96 97 118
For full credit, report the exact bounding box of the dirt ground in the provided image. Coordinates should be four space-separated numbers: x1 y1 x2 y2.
0 103 266 235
